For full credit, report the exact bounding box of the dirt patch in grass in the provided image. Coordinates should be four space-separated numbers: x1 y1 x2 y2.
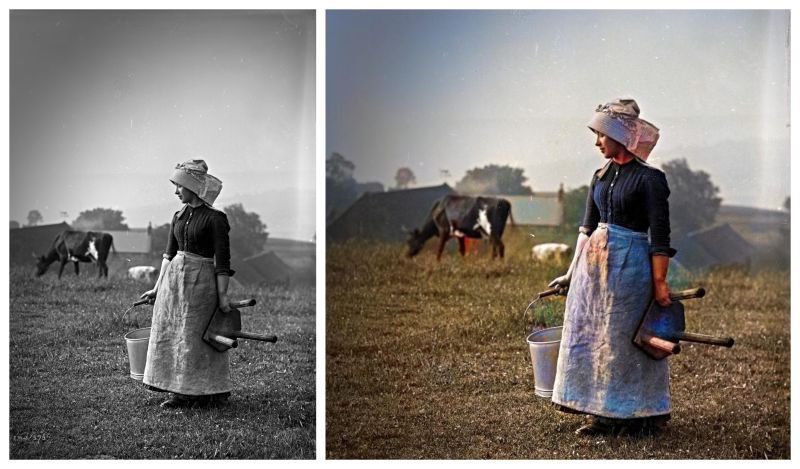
326 232 789 459
10 266 315 459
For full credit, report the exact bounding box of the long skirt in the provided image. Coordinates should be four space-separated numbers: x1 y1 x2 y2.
551 223 670 418
143 251 232 395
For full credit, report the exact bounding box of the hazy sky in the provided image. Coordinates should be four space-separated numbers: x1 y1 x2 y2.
327 10 790 210
10 10 315 240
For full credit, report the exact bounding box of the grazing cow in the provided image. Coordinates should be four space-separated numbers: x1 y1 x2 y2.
531 243 571 262
128 266 158 283
406 195 512 260
34 231 114 278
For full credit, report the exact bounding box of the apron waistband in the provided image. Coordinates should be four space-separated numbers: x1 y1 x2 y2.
176 251 214 264
597 223 648 240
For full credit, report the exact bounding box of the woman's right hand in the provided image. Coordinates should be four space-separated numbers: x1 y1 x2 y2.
548 273 571 295
140 288 157 301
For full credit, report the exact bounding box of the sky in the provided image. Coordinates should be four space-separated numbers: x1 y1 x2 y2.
327 10 791 210
10 10 315 240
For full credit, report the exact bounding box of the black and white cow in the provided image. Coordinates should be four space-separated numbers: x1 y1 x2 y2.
34 231 115 278
406 195 512 260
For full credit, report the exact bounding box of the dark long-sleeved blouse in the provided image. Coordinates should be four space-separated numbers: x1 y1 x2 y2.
164 204 235 276
581 159 677 257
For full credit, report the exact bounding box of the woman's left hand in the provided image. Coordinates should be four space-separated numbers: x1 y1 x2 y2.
654 281 672 307
218 293 232 313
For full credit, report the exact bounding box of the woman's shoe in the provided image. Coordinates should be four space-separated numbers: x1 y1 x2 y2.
160 398 186 409
575 416 616 436
159 393 192 409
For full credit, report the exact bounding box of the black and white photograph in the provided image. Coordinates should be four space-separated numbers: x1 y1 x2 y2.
8 10 315 459
325 9 790 459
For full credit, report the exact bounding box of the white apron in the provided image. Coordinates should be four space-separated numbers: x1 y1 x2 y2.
143 251 232 395
551 224 670 418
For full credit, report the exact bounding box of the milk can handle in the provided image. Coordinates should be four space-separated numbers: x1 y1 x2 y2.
669 287 705 301
537 287 563 299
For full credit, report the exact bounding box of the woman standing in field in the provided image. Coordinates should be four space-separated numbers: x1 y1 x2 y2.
547 99 675 435
140 160 235 409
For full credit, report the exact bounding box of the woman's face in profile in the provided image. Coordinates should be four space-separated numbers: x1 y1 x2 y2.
174 184 196 204
594 131 625 159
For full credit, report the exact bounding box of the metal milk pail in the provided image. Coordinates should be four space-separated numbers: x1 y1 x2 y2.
526 326 562 398
124 327 151 380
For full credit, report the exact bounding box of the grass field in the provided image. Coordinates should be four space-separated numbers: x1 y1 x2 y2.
9 263 315 459
326 228 790 459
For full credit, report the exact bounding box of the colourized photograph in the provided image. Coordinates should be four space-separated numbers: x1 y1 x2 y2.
9 10 316 459
326 10 790 458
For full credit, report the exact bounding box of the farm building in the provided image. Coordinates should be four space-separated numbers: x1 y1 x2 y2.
716 205 790 248
357 181 385 196
231 237 316 287
327 184 456 243
9 222 71 266
264 237 316 285
673 223 755 271
235 251 295 286
104 229 152 253
327 181 386 224
500 189 564 226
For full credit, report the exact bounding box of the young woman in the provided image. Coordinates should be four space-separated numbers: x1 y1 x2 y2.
548 99 675 435
140 159 235 409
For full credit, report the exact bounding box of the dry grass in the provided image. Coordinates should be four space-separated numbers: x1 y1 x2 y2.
326 229 789 459
10 265 315 459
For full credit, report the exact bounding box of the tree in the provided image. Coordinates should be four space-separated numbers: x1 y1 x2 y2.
783 196 790 211
562 185 590 229
326 152 356 182
73 208 129 231
26 210 43 227
455 164 533 195
326 152 359 221
393 167 417 190
223 203 269 260
662 159 721 237
10 220 20 229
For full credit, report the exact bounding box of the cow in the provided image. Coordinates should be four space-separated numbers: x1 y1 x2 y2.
128 266 158 283
406 195 512 260
531 243 572 262
34 231 114 278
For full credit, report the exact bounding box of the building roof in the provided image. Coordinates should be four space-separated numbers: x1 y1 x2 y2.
673 223 755 271
10 222 71 266
327 184 456 243
235 251 295 286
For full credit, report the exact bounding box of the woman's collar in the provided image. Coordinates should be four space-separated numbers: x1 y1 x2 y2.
176 202 205 218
